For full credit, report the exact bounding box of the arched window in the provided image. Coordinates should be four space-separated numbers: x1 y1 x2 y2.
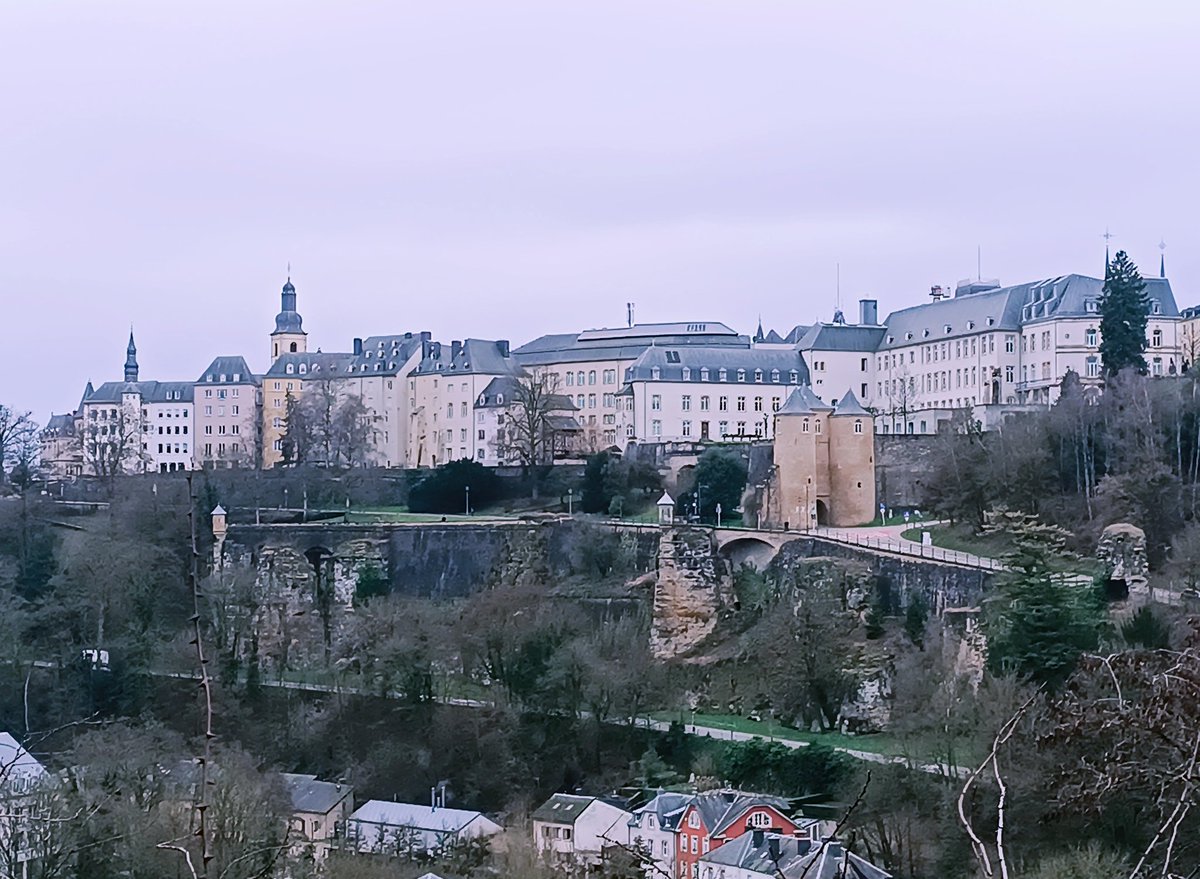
576 371 585 385
588 370 596 385
770 369 780 382
285 364 294 374
854 420 863 434
289 342 298 352
753 369 763 382
747 811 772 829
737 369 746 382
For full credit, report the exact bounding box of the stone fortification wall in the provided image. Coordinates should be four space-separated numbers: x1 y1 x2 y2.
769 535 993 613
874 435 942 511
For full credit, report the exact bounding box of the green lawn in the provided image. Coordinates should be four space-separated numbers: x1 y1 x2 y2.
652 711 905 757
902 524 1105 576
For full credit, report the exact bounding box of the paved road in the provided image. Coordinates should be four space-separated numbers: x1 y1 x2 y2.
142 667 963 777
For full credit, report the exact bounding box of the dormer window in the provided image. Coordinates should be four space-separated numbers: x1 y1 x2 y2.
700 368 710 381
233 373 241 382
986 317 995 326
923 329 930 337
770 369 780 382
285 364 295 374
497 393 504 404
887 336 894 344
688 812 700 829
737 369 747 382
682 367 691 381
651 367 661 380
944 324 952 334
1085 300 1098 313
789 370 799 383
1152 301 1162 315
753 369 763 383
719 368 728 381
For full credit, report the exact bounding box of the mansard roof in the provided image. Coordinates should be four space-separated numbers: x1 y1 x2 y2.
474 375 577 411
197 356 259 385
264 351 357 379
515 322 748 366
797 323 887 353
410 339 518 378
84 380 194 404
624 346 811 385
349 332 429 377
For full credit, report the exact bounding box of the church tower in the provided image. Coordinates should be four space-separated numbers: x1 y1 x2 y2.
124 330 139 382
270 276 307 363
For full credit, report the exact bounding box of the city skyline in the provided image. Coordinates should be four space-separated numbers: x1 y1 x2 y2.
3 1 1197 419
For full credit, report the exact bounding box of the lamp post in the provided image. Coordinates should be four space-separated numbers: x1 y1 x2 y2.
715 503 722 528
465 484 471 516
567 488 573 516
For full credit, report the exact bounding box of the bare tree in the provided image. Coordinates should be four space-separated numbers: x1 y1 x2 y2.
494 370 566 496
81 402 144 478
0 405 38 481
282 381 375 468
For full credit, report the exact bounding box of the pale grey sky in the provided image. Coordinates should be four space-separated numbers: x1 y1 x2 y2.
2 1 1197 420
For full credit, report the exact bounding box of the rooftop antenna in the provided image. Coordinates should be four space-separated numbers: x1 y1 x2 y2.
1159 238 1167 278
287 260 291 281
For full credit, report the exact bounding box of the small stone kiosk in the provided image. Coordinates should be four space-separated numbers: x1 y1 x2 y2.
657 492 675 525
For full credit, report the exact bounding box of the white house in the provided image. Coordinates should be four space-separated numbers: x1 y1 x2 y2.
345 800 502 856
0 732 50 879
627 791 693 878
531 793 632 868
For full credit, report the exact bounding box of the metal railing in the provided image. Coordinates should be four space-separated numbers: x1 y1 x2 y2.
811 528 1005 571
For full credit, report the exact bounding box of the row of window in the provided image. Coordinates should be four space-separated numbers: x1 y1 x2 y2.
647 366 801 384
563 369 617 386
651 394 782 413
157 425 187 435
202 388 241 399
203 405 240 416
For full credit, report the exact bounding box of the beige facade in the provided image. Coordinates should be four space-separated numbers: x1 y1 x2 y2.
282 774 354 862
195 357 260 468
760 388 874 528
407 339 517 467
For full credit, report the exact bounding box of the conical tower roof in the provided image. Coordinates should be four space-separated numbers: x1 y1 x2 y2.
831 390 870 416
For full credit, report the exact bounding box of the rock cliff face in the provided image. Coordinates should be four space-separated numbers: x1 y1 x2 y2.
649 527 733 660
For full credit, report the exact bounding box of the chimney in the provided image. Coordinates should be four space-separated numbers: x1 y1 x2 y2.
352 338 363 356
627 302 635 327
859 299 878 326
752 829 765 848
451 340 462 360
497 339 510 358
431 786 437 811
768 837 780 859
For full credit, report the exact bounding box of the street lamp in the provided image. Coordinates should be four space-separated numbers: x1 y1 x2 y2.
567 488 574 515
465 484 471 516
715 503 722 528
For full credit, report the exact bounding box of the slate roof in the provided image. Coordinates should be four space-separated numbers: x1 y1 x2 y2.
281 773 350 815
348 800 499 835
264 351 357 380
761 325 810 345
410 339 518 378
832 390 870 416
515 323 749 367
531 793 595 824
350 332 430 376
879 285 1025 350
628 791 693 831
43 413 76 436
701 833 890 879
776 386 834 415
198 356 259 385
797 324 887 353
623 346 811 386
473 376 577 411
879 273 1179 351
687 790 792 837
84 381 194 404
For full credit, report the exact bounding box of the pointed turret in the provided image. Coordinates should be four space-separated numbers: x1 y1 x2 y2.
754 316 765 343
831 390 869 416
1160 239 1167 278
124 330 139 382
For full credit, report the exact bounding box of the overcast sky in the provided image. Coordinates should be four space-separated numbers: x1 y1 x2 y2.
2 1 1197 420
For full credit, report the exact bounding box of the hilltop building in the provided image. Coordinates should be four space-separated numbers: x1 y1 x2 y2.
195 356 261 468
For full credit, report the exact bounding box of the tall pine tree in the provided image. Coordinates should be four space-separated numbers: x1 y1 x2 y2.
1098 250 1150 376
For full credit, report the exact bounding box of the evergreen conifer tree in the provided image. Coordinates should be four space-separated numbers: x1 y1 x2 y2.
1098 250 1150 376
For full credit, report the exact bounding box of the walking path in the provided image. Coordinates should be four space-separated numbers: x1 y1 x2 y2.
811 521 1004 571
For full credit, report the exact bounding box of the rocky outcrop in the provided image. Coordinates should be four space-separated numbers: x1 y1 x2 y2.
649 527 733 660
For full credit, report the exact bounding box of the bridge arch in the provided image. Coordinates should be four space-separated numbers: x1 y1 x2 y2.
718 536 779 570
